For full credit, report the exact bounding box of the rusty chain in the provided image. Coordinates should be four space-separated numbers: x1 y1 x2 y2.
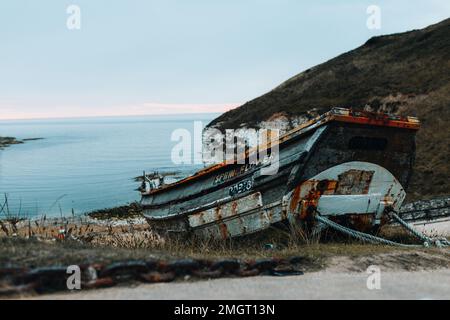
0 256 305 296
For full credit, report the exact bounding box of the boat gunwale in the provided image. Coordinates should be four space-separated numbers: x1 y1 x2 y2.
142 165 294 215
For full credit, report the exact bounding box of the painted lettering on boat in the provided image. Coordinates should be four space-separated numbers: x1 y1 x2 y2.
229 178 253 196
213 163 256 185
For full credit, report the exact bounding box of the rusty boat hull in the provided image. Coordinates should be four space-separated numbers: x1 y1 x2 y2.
141 108 420 239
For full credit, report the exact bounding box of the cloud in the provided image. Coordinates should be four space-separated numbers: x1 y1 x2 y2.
0 102 241 120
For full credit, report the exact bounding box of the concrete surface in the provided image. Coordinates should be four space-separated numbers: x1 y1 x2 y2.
35 269 450 300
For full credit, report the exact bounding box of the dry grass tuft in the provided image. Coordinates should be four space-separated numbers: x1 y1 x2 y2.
88 230 165 248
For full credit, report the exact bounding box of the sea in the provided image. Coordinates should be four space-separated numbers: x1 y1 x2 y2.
0 113 218 218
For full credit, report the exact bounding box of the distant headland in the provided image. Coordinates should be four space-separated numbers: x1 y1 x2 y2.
0 137 44 149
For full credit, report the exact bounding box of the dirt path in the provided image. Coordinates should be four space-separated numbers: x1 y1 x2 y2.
34 268 450 300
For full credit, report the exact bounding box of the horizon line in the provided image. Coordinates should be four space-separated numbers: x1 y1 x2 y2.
0 101 242 121
0 110 228 122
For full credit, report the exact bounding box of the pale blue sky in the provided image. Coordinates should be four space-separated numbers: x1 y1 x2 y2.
0 0 449 119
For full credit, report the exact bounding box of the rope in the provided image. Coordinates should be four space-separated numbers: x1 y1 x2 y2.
314 211 449 248
390 212 450 248
314 214 419 247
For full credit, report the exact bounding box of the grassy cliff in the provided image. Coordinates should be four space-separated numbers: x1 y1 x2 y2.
208 18 450 201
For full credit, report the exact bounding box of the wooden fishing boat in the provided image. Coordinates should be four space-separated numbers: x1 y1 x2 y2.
140 108 420 239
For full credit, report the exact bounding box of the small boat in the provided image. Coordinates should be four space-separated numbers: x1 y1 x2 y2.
398 197 450 237
140 108 420 239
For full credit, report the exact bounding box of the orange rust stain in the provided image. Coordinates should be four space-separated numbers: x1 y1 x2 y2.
290 186 302 214
268 210 274 221
323 180 338 195
290 180 339 220
347 214 374 233
299 189 321 219
214 207 223 221
231 201 238 215
219 223 228 239
332 115 420 130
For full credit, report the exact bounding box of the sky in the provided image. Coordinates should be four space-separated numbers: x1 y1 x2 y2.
0 0 449 120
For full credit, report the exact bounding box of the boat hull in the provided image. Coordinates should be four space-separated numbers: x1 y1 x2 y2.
141 110 418 239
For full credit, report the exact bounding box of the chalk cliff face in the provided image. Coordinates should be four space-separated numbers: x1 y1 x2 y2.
207 18 450 201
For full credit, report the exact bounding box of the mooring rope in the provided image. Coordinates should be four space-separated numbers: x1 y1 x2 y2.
390 211 450 248
314 214 419 247
314 211 449 248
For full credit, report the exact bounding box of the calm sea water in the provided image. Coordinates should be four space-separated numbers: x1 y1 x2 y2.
0 113 218 218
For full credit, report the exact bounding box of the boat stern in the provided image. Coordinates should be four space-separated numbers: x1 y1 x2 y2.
284 161 406 231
